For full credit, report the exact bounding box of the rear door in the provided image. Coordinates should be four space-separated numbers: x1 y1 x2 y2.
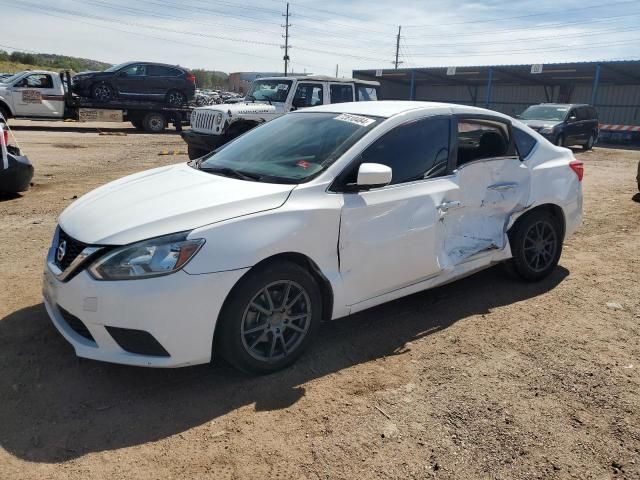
437 115 530 268
11 73 64 117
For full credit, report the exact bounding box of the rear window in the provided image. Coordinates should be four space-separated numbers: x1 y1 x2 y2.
357 85 378 101
514 127 537 159
147 65 181 76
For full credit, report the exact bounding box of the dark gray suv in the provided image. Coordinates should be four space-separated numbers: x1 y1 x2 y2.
519 104 599 150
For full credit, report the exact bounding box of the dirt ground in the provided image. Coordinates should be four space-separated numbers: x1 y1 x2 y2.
0 120 639 480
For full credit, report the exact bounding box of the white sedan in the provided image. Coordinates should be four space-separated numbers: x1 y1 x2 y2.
43 101 583 373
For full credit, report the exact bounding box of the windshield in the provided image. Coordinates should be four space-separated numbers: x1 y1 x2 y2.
0 73 25 84
246 79 292 102
520 105 569 122
104 62 131 73
197 112 381 183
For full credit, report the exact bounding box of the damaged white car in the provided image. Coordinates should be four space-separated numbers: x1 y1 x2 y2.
44 101 582 373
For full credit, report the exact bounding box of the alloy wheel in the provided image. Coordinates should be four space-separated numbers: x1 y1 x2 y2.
93 84 112 101
522 220 557 272
240 280 311 363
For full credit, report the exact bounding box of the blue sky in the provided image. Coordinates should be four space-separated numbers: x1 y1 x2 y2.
1 0 639 75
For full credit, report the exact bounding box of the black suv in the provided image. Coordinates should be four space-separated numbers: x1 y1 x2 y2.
518 103 599 150
72 62 196 106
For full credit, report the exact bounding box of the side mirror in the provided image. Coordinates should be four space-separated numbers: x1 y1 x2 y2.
568 115 577 122
118 71 128 77
291 97 306 109
356 163 392 189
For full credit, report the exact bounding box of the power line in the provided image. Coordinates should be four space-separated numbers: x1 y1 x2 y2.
403 0 640 28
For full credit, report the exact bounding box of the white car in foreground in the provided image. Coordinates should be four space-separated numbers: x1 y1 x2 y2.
43 101 583 373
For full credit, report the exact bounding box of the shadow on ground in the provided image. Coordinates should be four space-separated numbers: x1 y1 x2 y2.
0 265 568 463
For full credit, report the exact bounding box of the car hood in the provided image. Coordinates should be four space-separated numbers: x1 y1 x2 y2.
58 163 295 245
520 120 563 129
197 103 278 115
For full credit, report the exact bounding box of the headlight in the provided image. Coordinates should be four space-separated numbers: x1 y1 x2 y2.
215 112 223 124
89 232 204 281
540 127 554 134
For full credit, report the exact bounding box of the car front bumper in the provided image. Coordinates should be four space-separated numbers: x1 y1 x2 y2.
181 130 228 152
0 151 34 193
42 256 248 368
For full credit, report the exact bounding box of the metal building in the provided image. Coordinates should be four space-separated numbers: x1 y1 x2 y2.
353 61 640 131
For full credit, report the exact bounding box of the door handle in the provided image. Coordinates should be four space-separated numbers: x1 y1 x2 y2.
437 200 462 212
487 182 518 191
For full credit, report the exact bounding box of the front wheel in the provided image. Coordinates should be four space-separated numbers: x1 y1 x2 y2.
91 83 114 102
215 262 322 374
508 210 563 282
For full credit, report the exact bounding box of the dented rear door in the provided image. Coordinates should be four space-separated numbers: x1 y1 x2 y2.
438 116 530 269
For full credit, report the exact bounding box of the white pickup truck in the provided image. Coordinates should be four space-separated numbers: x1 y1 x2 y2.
181 75 381 159
0 70 191 132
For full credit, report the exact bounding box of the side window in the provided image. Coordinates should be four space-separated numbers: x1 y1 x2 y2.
122 64 146 76
330 84 354 104
513 127 537 159
457 120 510 166
568 109 577 121
357 85 378 101
147 65 174 77
576 107 589 121
18 74 53 89
359 117 450 185
293 83 323 107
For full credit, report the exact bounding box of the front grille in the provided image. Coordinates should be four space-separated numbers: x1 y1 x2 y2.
59 306 95 342
55 229 87 271
106 327 170 357
192 110 218 132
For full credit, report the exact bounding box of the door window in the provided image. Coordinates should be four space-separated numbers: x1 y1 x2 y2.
330 84 354 103
146 65 177 77
293 83 323 107
576 107 590 121
456 120 509 166
357 117 450 185
122 64 146 76
16 74 53 89
513 127 537 159
357 85 378 101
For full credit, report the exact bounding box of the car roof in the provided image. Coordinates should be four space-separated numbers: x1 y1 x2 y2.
298 100 511 119
257 75 380 86
530 103 591 108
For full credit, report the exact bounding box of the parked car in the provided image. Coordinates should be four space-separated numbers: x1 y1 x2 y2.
518 103 599 150
43 101 583 373
0 121 34 193
72 62 196 106
183 75 381 159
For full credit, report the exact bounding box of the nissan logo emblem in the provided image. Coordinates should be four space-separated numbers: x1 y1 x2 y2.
56 240 67 263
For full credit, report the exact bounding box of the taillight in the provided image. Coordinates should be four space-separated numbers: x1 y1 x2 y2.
1 126 8 146
186 72 196 85
569 160 584 181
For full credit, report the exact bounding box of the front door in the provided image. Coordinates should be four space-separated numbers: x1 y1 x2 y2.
11 73 64 117
115 64 148 97
438 117 530 268
338 116 455 306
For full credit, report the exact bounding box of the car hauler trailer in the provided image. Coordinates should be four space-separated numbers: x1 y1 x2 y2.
0 71 191 132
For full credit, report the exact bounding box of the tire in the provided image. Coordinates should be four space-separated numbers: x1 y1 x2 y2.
507 210 563 282
582 133 596 151
187 145 208 160
0 103 11 121
215 261 322 374
166 90 187 107
91 83 114 102
142 112 166 133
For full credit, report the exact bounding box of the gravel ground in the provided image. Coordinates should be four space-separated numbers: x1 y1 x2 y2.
1 121 639 479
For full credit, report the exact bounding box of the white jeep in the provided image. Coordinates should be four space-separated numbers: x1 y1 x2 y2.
181 75 381 159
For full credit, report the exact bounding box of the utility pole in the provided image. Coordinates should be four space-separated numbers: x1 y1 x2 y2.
394 25 402 69
282 2 291 77
335 64 339 77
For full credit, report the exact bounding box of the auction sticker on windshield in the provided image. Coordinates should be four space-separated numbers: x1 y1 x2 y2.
334 113 375 127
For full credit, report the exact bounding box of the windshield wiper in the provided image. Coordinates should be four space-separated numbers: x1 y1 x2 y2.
199 166 262 182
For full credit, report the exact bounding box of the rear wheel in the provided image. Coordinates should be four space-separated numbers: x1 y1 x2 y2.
91 83 114 102
142 112 166 133
582 133 596 151
508 210 563 282
166 90 187 107
215 261 322 374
